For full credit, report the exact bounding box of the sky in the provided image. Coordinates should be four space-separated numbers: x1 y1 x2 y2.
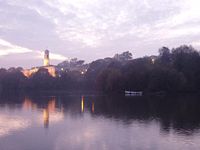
0 0 200 68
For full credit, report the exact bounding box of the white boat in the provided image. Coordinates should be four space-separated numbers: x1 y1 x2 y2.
125 91 143 96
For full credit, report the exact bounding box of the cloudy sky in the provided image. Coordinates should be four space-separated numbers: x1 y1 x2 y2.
0 0 200 68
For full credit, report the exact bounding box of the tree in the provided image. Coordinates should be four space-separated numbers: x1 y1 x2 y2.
28 68 55 90
148 68 186 92
159 47 171 65
0 68 26 92
171 45 200 90
114 51 132 62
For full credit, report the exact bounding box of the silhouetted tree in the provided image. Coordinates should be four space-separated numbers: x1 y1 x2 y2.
114 51 132 62
1 47 200 93
159 47 171 65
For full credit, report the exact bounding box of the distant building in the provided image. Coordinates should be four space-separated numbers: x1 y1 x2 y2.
22 50 56 78
22 50 88 78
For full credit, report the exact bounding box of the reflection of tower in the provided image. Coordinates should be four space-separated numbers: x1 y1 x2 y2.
43 109 49 128
42 99 56 128
44 50 50 66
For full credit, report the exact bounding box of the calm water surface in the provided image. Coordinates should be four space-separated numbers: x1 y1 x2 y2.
0 94 200 150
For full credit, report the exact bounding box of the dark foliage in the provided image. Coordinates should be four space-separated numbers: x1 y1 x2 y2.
1 45 200 93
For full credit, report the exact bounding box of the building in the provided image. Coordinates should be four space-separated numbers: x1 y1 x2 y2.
22 50 56 78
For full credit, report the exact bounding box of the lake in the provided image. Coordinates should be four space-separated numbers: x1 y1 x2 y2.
0 93 200 150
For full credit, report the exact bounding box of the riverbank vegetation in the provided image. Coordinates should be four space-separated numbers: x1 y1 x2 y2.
1 45 200 94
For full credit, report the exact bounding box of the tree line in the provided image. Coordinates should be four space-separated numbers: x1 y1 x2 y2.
1 45 200 94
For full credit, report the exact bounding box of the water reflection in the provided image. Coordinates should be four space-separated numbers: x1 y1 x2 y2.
92 101 95 113
43 109 49 128
22 96 64 128
20 95 200 134
0 115 30 137
23 97 37 110
0 94 200 149
43 99 55 128
2 94 200 133
81 96 95 114
81 96 84 113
